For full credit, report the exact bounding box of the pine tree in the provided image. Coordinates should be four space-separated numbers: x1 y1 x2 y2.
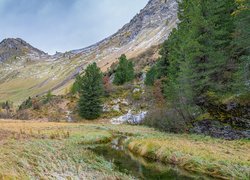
78 63 104 120
113 54 134 85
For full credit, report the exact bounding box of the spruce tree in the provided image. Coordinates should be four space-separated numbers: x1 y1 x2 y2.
113 54 134 85
231 0 250 94
145 65 157 86
78 63 104 120
71 74 82 95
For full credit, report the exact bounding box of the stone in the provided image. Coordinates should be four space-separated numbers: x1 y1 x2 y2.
133 88 141 93
121 99 129 106
191 119 250 140
112 104 120 112
102 104 111 112
111 110 147 125
112 99 121 104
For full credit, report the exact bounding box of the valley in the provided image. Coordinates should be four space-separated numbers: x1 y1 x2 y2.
0 0 249 179
0 120 249 179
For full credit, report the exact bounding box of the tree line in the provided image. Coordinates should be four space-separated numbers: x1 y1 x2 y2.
145 0 249 126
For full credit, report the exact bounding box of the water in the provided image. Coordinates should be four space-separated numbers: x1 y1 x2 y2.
90 137 211 180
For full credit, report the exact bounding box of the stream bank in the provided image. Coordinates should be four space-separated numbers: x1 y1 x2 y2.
89 136 211 180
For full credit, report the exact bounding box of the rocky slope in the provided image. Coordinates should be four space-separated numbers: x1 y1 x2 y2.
0 0 178 104
0 38 48 63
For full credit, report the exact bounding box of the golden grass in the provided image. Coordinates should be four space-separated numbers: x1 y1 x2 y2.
0 120 129 179
0 120 249 179
127 134 250 179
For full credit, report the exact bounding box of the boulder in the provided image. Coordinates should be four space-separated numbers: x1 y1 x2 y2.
111 111 147 125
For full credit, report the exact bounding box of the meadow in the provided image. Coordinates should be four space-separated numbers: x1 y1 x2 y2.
0 120 249 179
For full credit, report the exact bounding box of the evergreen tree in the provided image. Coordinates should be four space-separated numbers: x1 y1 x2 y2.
71 74 82 94
156 41 170 78
113 54 134 85
231 0 250 93
78 63 104 120
145 65 157 86
164 0 237 101
145 40 170 86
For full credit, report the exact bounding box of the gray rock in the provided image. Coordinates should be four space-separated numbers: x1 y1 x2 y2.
102 104 111 112
0 38 48 62
112 99 121 104
112 104 120 112
121 99 129 106
191 120 250 140
111 111 147 125
133 88 141 93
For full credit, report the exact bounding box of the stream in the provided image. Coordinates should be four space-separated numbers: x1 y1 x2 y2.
90 137 211 180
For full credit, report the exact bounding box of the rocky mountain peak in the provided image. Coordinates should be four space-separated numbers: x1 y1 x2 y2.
72 0 178 66
0 38 47 62
116 0 177 45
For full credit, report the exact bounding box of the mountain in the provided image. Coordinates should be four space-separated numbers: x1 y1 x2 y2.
0 38 48 63
70 0 178 71
0 0 178 104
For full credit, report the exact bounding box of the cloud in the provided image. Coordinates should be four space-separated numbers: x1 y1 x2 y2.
0 0 148 54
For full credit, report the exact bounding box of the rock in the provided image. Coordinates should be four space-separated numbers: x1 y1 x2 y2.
112 99 121 104
111 111 147 125
121 99 129 106
191 119 250 140
0 38 48 62
196 95 250 129
112 104 120 112
133 88 141 93
65 111 73 122
102 104 111 112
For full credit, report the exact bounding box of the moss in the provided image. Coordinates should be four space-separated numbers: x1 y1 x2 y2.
132 91 142 101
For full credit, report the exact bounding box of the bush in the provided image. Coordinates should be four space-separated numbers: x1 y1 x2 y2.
143 108 187 133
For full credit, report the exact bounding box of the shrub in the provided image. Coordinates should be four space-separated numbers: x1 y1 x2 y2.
143 108 187 133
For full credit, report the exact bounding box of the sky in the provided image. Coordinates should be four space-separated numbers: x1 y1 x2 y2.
0 0 148 54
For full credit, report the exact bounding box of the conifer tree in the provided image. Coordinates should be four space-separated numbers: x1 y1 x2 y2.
231 0 250 93
145 65 157 86
113 54 134 85
71 74 82 95
78 63 104 120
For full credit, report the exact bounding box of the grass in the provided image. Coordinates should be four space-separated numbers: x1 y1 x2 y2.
127 133 250 179
0 120 249 179
0 120 130 179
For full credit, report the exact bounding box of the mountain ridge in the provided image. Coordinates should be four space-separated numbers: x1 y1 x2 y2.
0 0 178 104
0 38 48 63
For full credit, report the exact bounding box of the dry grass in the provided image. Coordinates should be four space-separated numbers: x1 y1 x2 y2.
0 120 129 179
128 134 250 179
0 120 249 179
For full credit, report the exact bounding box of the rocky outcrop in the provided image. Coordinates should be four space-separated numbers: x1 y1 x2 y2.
192 120 250 140
111 111 147 125
197 95 250 129
0 38 48 62
70 0 179 71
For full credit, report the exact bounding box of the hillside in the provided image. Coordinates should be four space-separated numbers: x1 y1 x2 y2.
0 0 178 104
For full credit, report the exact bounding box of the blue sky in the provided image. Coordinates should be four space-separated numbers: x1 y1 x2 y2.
0 0 148 54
